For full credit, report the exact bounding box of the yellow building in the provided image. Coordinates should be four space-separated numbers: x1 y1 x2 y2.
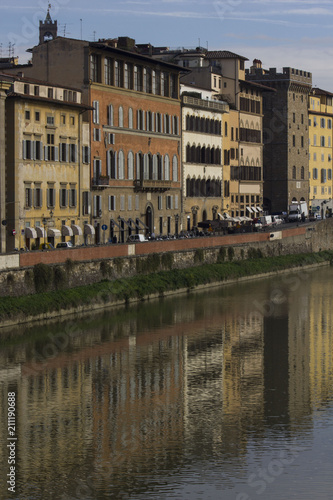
308 88 333 218
3 74 91 251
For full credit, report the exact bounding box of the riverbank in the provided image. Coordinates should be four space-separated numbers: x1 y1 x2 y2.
0 250 332 329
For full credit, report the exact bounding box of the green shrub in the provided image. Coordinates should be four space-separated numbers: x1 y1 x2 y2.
53 266 67 290
100 260 112 277
194 249 204 264
161 252 174 270
228 246 235 261
217 247 226 263
33 263 53 293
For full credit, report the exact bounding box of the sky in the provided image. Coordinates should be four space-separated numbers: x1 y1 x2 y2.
1 0 333 89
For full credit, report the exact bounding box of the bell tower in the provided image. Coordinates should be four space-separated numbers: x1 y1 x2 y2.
39 4 57 44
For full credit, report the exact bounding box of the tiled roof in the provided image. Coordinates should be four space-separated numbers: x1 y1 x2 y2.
205 50 248 61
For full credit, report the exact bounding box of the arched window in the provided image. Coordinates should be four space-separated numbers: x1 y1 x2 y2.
128 108 133 129
157 154 163 180
153 154 158 180
164 155 170 180
200 178 206 196
186 177 191 196
172 155 178 181
107 104 113 126
118 106 124 127
186 144 191 163
143 154 149 179
128 151 134 179
190 178 195 197
292 165 296 179
118 150 125 179
136 152 144 179
301 166 305 179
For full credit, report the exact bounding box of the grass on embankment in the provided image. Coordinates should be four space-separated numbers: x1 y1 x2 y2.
0 250 332 323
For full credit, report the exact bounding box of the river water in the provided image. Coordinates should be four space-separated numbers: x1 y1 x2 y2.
1 266 333 500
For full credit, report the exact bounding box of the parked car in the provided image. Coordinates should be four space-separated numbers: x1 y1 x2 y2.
56 241 74 249
39 242 54 250
127 234 147 243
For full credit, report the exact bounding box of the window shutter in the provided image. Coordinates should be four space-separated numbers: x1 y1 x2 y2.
22 141 26 160
54 146 59 161
44 146 48 161
93 195 97 217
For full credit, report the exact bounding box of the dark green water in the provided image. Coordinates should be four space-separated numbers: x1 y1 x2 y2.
0 266 333 499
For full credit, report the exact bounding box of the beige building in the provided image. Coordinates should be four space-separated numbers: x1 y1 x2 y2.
308 88 333 218
181 84 228 229
2 74 91 251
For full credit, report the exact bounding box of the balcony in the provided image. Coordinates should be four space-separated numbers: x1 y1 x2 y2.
92 175 109 189
134 179 172 192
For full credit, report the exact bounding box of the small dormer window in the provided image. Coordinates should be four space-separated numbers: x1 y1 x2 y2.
24 84 30 95
48 88 53 99
34 86 39 96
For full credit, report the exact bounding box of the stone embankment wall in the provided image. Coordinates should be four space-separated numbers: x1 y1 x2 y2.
0 220 332 298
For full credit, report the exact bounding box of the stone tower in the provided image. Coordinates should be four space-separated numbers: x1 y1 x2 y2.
39 5 57 44
246 64 312 213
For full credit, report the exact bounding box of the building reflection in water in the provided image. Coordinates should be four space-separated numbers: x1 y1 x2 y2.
0 268 333 497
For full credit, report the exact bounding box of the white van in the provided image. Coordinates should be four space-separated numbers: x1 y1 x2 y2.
127 234 147 243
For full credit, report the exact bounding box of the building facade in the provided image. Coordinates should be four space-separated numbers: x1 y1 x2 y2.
9 29 184 241
246 63 312 214
181 84 228 229
3 74 91 251
308 88 333 218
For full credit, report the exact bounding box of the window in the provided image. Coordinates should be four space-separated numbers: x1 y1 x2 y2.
48 88 53 99
93 158 102 179
82 146 90 164
328 119 332 129
59 142 68 162
321 136 325 147
128 108 133 129
70 116 75 126
164 155 170 180
93 128 101 141
120 195 125 211
34 185 42 208
69 187 77 207
104 57 113 85
90 54 100 82
128 151 134 180
35 111 40 122
224 122 228 137
46 116 54 125
158 195 163 210
301 166 305 180
321 118 325 128
25 186 32 208
328 169 332 180
93 195 102 217
47 186 56 208
115 60 123 87
118 106 124 127
35 140 43 160
24 84 30 95
118 150 125 179
166 195 173 209
22 139 33 160
61 114 66 125
313 168 318 180
69 144 77 163
59 186 68 207
172 155 178 181
128 195 132 211
92 100 100 124
321 169 327 183
107 104 114 126
292 166 296 179
25 110 30 120
292 135 296 147
82 192 90 215
45 134 57 161
109 195 116 211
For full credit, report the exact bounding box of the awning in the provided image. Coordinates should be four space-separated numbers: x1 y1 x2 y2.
35 226 46 238
120 217 132 229
251 206 258 213
128 218 141 230
257 207 263 212
246 206 253 213
110 218 121 230
47 228 61 237
84 224 95 236
71 224 83 236
61 225 73 237
25 227 37 239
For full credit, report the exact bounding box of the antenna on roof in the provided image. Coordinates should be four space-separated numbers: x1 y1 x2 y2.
80 19 82 40
93 30 96 42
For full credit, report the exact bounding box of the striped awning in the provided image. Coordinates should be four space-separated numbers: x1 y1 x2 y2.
61 225 73 237
47 228 61 237
84 224 95 235
246 206 253 213
25 227 37 238
35 226 46 237
71 224 83 236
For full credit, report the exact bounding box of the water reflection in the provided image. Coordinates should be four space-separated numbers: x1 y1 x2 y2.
0 268 333 499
